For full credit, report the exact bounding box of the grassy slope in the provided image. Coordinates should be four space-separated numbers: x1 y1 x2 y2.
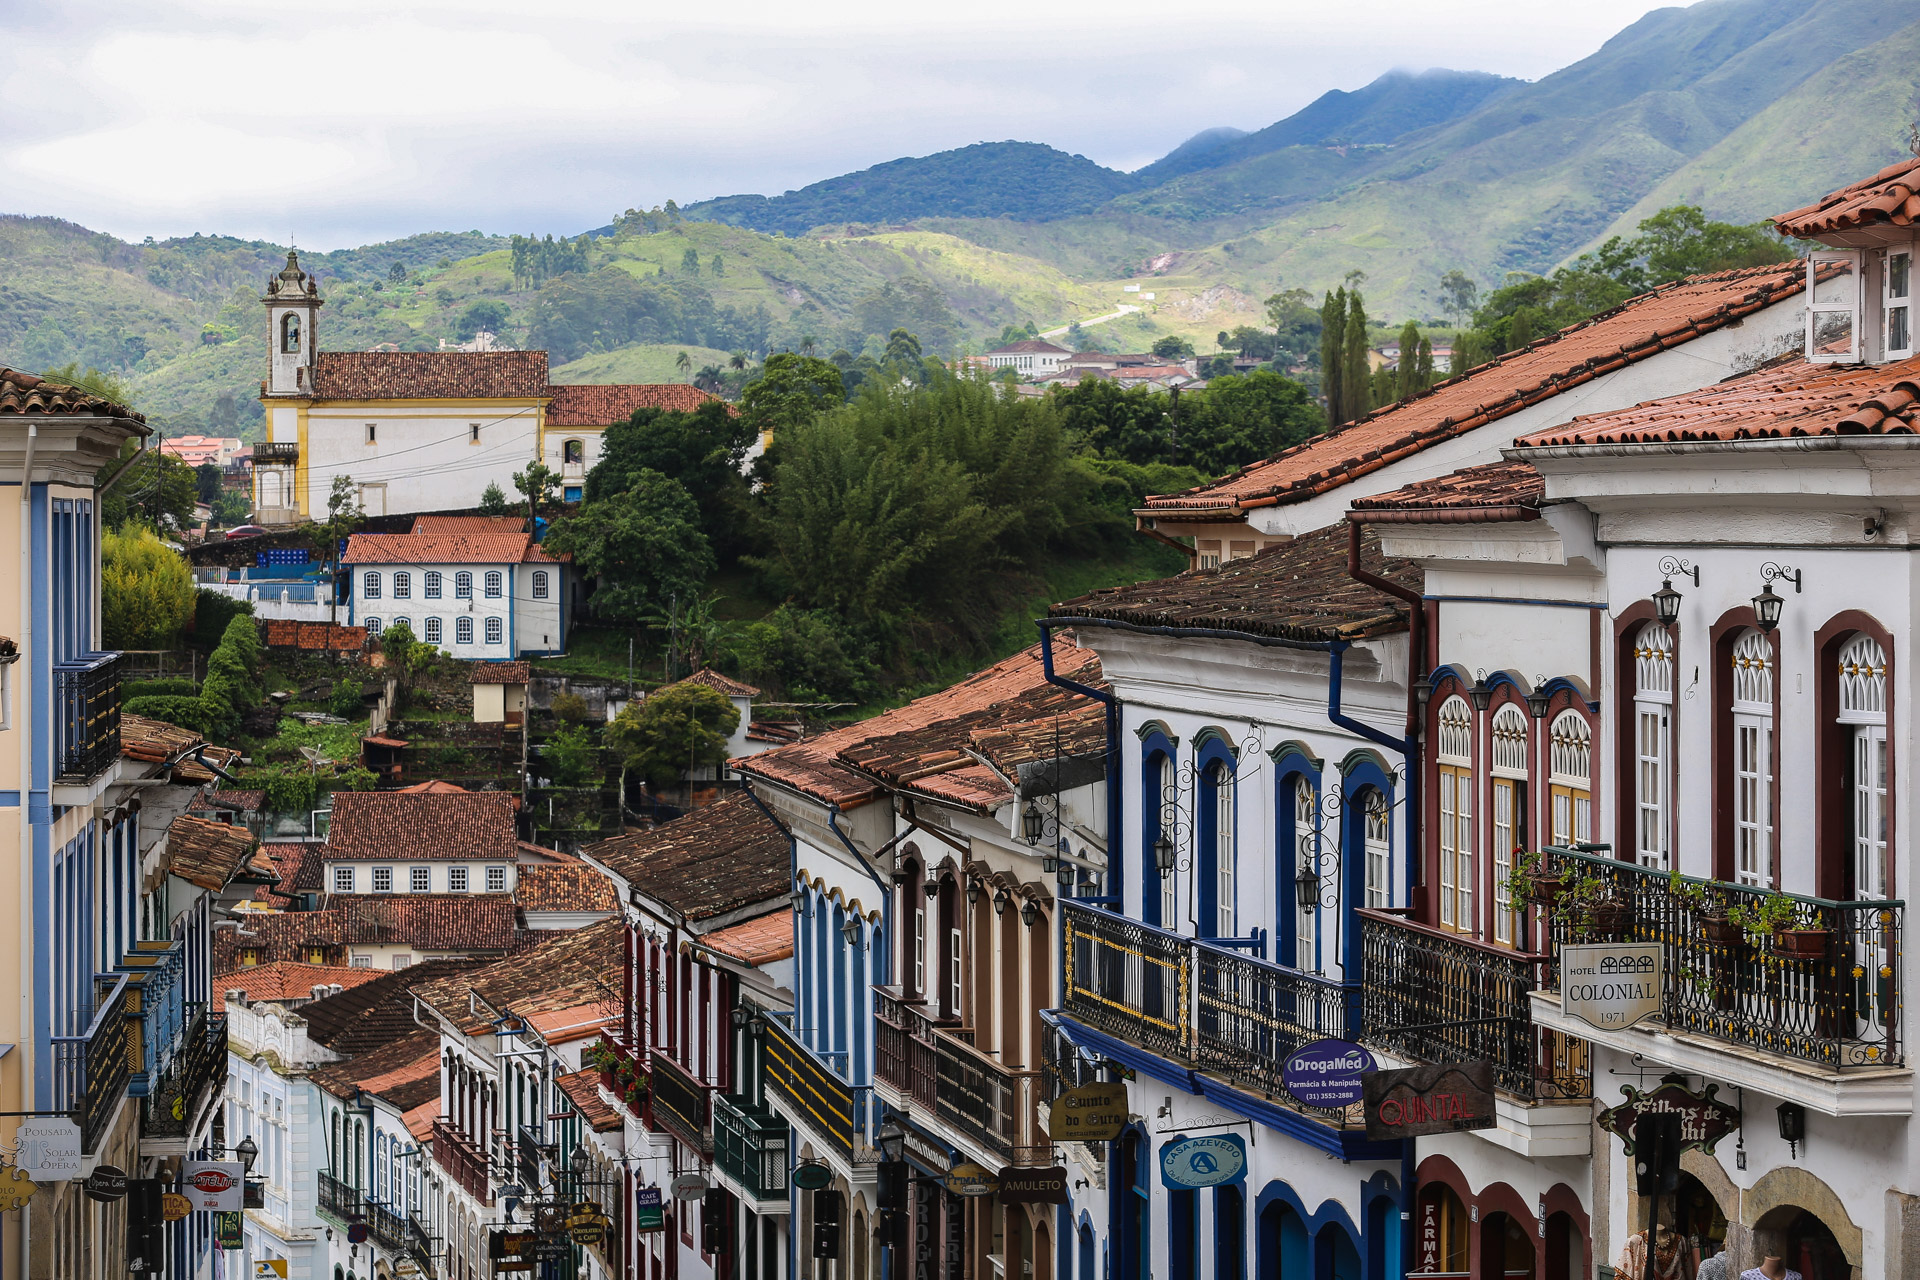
552 344 735 384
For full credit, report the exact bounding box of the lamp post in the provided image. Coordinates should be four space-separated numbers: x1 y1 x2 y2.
1652 578 1682 630
1021 803 1044 845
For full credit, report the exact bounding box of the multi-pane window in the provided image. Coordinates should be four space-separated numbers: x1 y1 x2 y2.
424 571 442 598
1887 250 1912 360
1209 761 1236 939
1364 794 1390 910
455 572 473 599
410 866 431 893
1808 250 1861 362
1293 776 1316 969
362 572 381 599
532 571 550 599
486 866 508 893
911 901 926 996
947 926 962 1017
334 867 355 893
485 617 503 645
366 618 382 635
1158 754 1177 928
1839 634 1889 899
393 572 411 599
1634 621 1673 870
456 617 474 645
425 618 442 645
1489 705 1528 948
1548 711 1593 847
1731 630 1775 887
1435 696 1475 932
449 866 469 893
485 571 503 598
372 866 392 893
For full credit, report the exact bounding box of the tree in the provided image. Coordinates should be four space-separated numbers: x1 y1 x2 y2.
101 450 198 532
605 681 740 790
729 350 750 372
312 476 365 625
513 461 559 524
1151 335 1195 360
710 254 724 276
455 300 509 340
739 353 845 443
1395 320 1428 401
680 248 701 275
1416 338 1434 388
541 723 601 788
1339 291 1371 426
883 329 923 367
195 461 224 504
479 482 511 515
1319 289 1347 427
388 262 407 283
1438 270 1479 327
675 350 692 382
542 473 715 623
102 525 194 649
585 399 756 552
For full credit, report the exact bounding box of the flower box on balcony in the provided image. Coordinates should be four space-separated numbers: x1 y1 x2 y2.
1699 915 1744 945
1772 928 1833 960
1527 873 1565 908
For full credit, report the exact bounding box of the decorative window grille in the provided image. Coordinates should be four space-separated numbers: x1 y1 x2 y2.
1731 630 1774 886
1435 696 1474 932
1363 794 1390 910
1635 621 1673 870
1549 711 1593 847
1840 634 1890 899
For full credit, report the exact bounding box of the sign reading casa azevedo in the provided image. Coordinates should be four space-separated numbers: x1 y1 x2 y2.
1159 1134 1247 1189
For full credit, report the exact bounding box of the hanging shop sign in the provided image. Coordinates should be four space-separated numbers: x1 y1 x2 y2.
183 1160 245 1212
1158 1134 1247 1189
792 1162 833 1192
15 1118 81 1182
0 1167 36 1213
997 1166 1070 1205
489 1228 539 1272
943 1163 998 1197
160 1193 193 1223
898 1122 949 1172
1598 1080 1741 1156
569 1204 609 1245
1283 1039 1378 1110
213 1211 243 1250
1559 942 1663 1032
254 1263 290 1280
633 1186 666 1233
1362 1061 1496 1142
671 1174 710 1201
84 1164 128 1203
1047 1081 1130 1142
347 1223 369 1245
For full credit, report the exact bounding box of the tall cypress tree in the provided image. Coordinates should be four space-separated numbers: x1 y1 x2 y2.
1319 288 1347 426
1416 337 1435 389
1396 319 1421 401
1341 291 1371 424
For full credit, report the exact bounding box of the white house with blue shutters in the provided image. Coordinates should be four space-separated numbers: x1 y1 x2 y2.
342 515 569 659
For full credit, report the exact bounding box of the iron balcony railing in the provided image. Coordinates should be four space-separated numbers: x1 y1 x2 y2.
762 1014 859 1159
50 973 133 1154
407 1210 440 1278
316 1170 361 1230
365 1198 409 1254
54 652 122 781
1358 910 1591 1101
516 1124 545 1192
877 988 1044 1163
114 940 185 1096
1060 901 1369 1117
430 1118 492 1205
1539 847 1903 1068
253 442 299 463
648 1054 715 1155
713 1093 789 1202
874 987 944 1114
143 1005 229 1141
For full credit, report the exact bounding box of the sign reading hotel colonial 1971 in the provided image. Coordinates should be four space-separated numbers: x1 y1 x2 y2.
1559 942 1663 1032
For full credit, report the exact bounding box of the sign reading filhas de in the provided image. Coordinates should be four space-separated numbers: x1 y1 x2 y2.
1559 942 1663 1032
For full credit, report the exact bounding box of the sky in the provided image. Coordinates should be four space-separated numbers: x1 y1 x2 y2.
1 0 1697 249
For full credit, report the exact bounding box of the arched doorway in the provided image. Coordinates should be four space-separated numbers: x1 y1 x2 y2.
1115 1132 1148 1280
1481 1212 1536 1280
1414 1183 1471 1278
1257 1199 1309 1277
1544 1213 1579 1280
1316 1221 1362 1280
1753 1206 1850 1280
1673 1171 1729 1269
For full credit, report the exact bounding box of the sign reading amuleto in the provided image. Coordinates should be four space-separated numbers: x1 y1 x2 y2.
1559 942 1663 1032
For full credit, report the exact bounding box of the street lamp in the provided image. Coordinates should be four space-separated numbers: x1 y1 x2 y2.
1294 861 1319 912
965 878 983 907
1526 684 1551 720
1020 898 1039 928
1153 834 1175 875
993 888 1010 916
1653 577 1682 629
234 1136 259 1173
1021 803 1044 845
1752 582 1784 634
876 1117 905 1164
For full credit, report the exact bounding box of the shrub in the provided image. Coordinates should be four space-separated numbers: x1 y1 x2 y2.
122 695 219 738
103 525 194 649
330 677 365 719
193 590 253 646
542 723 600 788
551 691 590 723
259 769 319 814
125 678 199 699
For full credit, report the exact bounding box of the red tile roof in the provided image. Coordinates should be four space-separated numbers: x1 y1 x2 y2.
677 668 759 698
582 793 786 921
311 1027 442 1104
0 367 144 423
545 384 725 426
267 840 327 893
1772 157 1920 240
342 515 557 566
326 791 519 860
412 916 623 1036
733 637 1100 808
120 713 203 764
1513 355 1920 447
469 661 531 684
393 779 472 794
1141 263 1808 517
1051 524 1418 642
1348 460 1545 520
166 815 261 891
214 961 386 1011
211 898 520 970
261 620 367 651
514 863 620 914
300 958 484 1054
555 1070 623 1132
698 912 794 967
312 351 550 400
990 340 1071 355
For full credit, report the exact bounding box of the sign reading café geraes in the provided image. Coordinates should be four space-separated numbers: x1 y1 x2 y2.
1559 942 1663 1032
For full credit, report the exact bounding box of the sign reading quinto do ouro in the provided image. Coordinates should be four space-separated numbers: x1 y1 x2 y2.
1559 942 1662 1032
1158 1134 1247 1189
1282 1039 1377 1109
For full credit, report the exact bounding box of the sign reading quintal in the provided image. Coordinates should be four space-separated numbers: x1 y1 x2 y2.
1283 1039 1377 1110
1159 1134 1247 1189
1362 1061 1496 1142
1047 1081 1129 1142
1559 942 1662 1032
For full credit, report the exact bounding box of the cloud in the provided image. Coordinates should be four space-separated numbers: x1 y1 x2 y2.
0 0 1689 247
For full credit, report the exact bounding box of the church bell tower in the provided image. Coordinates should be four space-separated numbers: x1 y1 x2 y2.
264 250 322 397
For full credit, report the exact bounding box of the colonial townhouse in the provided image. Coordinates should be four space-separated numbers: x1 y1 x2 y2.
1042 529 1420 1280
581 793 795 1280
1133 262 1815 567
734 638 1106 1280
411 919 623 1280
343 517 570 660
319 789 536 903
312 1028 443 1280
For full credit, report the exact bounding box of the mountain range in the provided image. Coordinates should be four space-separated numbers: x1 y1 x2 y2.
2 0 1917 433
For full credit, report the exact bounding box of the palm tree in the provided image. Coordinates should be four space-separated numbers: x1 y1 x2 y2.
729 350 749 372
675 350 691 382
693 365 724 393
800 335 817 357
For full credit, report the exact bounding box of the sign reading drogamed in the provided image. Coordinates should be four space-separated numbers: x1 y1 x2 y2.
1282 1039 1378 1110
1558 942 1663 1032
1362 1061 1497 1141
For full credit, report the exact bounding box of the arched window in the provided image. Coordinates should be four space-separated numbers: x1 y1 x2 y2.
1839 634 1889 899
1200 757 1237 938
532 570 550 599
484 571 503 598
1634 621 1673 869
424 571 443 598
362 572 381 599
1731 630 1774 886
563 439 585 465
485 617 503 645
456 617 474 645
1490 704 1528 947
1292 775 1317 969
365 618 381 636
281 312 301 354
1363 792 1390 909
900 858 925 998
392 571 411 599
455 571 473 599
1435 696 1475 932
1549 710 1592 846
425 617 442 645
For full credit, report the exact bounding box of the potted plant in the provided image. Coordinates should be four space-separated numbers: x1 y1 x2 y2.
589 1043 617 1091
1555 865 1631 941
1668 871 1743 944
1504 849 1564 915
624 1080 647 1112
1728 891 1827 958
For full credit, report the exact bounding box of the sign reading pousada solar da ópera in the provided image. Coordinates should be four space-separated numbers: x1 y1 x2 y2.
1559 942 1663 1032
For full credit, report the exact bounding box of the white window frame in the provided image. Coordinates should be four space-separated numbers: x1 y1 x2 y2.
334 866 355 894
372 866 393 894
455 572 473 599
1158 754 1177 928
1634 622 1673 870
485 865 508 893
410 866 431 893
1886 248 1913 361
485 617 503 645
532 571 549 600
1548 710 1593 848
911 905 926 996
1293 775 1316 969
1435 696 1475 933
485 571 503 599
351 954 373 968
449 866 469 893
1489 704 1528 948
1839 634 1890 900
1210 761 1236 939
362 572 381 599
425 617 442 645
365 618 381 635
456 617 474 645
1807 250 1862 363
1731 630 1775 887
393 571 411 600
1363 793 1390 910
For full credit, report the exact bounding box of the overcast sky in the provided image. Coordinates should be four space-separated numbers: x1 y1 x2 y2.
2 0 1695 249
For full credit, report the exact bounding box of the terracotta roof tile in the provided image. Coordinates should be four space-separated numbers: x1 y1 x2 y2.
214 962 386 1011
545 383 725 426
167 815 260 891
677 668 759 698
698 912 794 967
733 638 1098 808
1051 524 1417 642
1142 264 1807 516
120 714 203 764
311 1028 442 1103
0 367 144 423
211 898 518 971
342 515 557 566
267 840 327 892
1772 157 1920 239
555 1069 623 1133
582 793 786 921
1513 354 1920 446
513 863 620 914
325 791 519 860
469 661 530 684
311 351 550 400
412 916 624 1036
393 779 472 794
301 958 483 1055
1348 460 1545 518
